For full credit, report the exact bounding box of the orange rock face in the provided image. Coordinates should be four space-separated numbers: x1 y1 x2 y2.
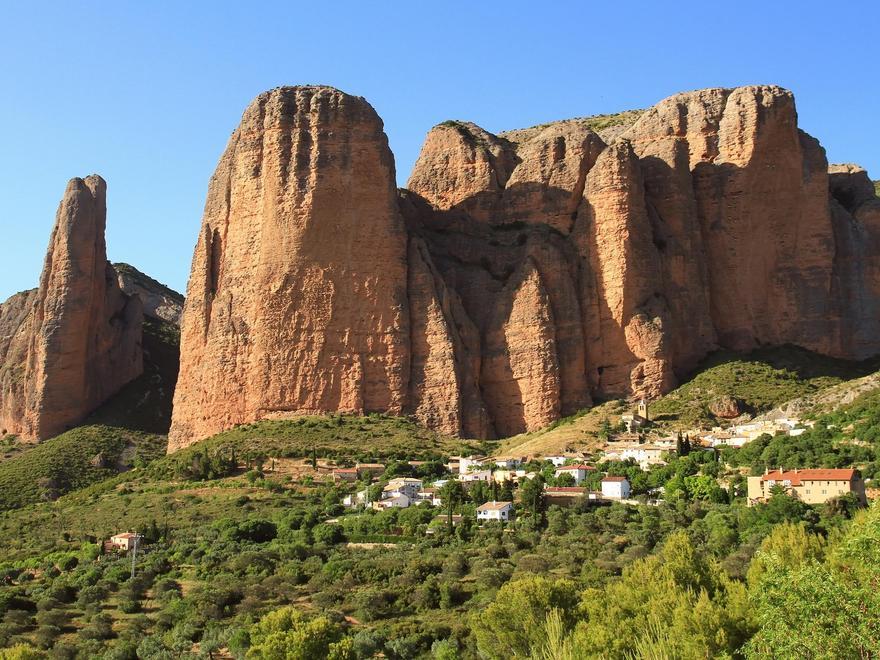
0 176 143 440
168 87 411 451
169 84 880 448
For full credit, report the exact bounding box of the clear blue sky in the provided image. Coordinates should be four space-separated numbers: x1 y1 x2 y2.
1 1 877 302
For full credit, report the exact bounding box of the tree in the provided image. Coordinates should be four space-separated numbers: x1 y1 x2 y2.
571 530 753 658
555 472 576 487
246 607 353 659
0 645 46 660
520 475 545 524
471 575 579 659
439 480 465 532
746 502 880 658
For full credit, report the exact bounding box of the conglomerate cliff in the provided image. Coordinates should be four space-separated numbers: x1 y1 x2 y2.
168 84 880 450
0 176 143 440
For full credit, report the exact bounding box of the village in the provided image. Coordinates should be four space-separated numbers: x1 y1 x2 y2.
101 399 870 553
316 399 869 528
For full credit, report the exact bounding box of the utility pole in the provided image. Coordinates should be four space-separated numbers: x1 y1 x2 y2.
130 531 140 580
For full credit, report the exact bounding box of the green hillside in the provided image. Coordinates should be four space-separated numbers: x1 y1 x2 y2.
650 345 878 428
154 414 483 480
0 318 179 509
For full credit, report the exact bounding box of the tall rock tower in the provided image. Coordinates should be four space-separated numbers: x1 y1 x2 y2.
0 176 143 440
168 87 411 450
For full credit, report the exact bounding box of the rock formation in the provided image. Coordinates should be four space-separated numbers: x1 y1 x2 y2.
0 176 143 440
168 87 410 451
114 263 184 325
168 84 880 450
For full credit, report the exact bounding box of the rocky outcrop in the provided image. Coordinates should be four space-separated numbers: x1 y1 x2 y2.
114 263 184 324
168 87 411 451
709 395 744 419
0 176 143 440
169 84 880 449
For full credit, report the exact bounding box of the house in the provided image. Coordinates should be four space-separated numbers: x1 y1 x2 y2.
373 493 411 510
493 469 528 484
426 514 463 533
491 456 524 470
476 501 514 522
355 463 386 477
544 486 602 507
601 476 631 500
332 468 359 483
554 464 594 485
106 532 142 552
459 469 492 483
544 455 569 467
458 455 488 475
746 468 867 506
415 488 442 506
619 445 670 469
343 488 370 507
382 478 423 500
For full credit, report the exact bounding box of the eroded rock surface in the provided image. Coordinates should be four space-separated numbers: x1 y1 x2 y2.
0 176 143 440
169 84 880 448
168 87 411 451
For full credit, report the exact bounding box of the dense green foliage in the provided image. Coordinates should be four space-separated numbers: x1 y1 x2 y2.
0 426 165 510
651 345 877 427
746 503 880 658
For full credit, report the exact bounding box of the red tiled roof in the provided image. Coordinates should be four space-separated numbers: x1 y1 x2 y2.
556 464 594 471
602 476 628 482
761 469 856 486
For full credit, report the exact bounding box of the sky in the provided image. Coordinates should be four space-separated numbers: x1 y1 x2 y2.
1 1 878 302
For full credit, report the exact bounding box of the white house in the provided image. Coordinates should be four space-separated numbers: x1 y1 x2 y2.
373 493 411 509
459 469 492 483
544 455 569 467
491 456 524 470
619 445 669 469
382 478 423 499
459 455 487 475
554 464 594 485
343 489 370 507
415 488 442 506
476 501 514 522
601 476 631 500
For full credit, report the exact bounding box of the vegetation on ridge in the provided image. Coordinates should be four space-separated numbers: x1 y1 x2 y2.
0 317 179 509
651 344 879 428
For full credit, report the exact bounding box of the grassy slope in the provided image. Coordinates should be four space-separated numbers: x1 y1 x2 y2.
502 346 880 456
875 180 880 197
0 414 482 560
0 318 179 509
155 414 483 478
499 401 625 457
649 345 878 428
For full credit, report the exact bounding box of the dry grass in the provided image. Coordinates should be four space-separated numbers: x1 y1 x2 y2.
499 400 628 457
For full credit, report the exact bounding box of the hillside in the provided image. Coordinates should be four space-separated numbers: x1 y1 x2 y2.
649 345 878 429
498 345 880 457
154 414 483 480
0 318 179 509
